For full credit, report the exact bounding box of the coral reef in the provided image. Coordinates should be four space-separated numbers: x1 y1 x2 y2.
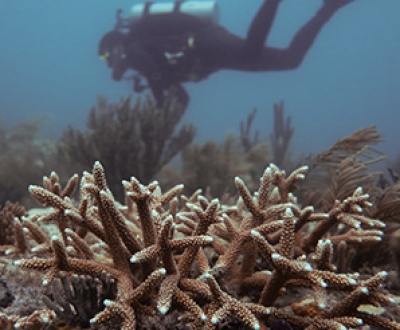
159 103 289 198
387 155 400 183
0 146 399 329
298 127 400 274
171 135 269 198
239 101 293 169
269 102 294 168
56 95 195 201
0 100 293 209
240 107 259 153
0 202 27 252
43 273 117 328
0 118 53 206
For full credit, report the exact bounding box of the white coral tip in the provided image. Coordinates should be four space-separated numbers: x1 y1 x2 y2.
202 272 212 279
159 268 167 275
265 166 273 173
13 260 21 266
201 313 207 321
50 235 59 241
103 299 113 307
300 165 309 171
269 163 278 170
355 186 363 194
304 263 313 272
250 230 261 238
304 205 314 212
31 245 43 253
158 306 168 315
211 316 219 324
205 236 214 243
349 279 357 285
130 255 138 263
284 207 294 217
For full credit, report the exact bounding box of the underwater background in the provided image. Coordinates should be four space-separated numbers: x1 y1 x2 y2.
0 0 399 158
1 2 400 329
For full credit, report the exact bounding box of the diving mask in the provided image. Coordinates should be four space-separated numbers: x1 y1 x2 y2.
100 46 126 68
100 52 110 62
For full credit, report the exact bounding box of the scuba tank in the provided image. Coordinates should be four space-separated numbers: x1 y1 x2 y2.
129 1 219 24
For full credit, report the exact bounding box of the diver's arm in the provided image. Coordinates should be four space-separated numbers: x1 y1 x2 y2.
126 43 160 81
126 43 167 103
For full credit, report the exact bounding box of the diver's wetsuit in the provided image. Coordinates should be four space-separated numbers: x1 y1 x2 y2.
99 0 354 107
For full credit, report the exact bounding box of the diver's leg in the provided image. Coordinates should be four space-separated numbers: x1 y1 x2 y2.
323 0 356 10
245 0 282 56
255 0 356 70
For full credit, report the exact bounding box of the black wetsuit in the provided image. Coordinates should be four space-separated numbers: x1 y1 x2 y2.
124 13 215 106
99 0 354 107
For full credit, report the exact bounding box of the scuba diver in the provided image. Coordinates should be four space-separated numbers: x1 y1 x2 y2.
99 0 356 108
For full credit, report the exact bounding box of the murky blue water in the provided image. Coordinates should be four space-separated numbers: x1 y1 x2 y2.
0 0 399 159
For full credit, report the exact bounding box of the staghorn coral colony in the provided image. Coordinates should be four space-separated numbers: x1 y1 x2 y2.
0 98 399 329
0 152 399 329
